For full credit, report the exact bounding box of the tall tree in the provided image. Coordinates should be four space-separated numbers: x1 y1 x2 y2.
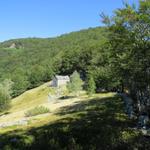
86 75 96 96
101 0 150 115
67 71 83 96
0 79 13 111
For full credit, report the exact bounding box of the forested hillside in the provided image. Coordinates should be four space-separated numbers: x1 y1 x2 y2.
0 27 113 97
0 0 150 128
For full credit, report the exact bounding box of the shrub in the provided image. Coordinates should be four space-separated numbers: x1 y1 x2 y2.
86 75 96 96
0 79 13 112
67 71 83 96
25 106 50 117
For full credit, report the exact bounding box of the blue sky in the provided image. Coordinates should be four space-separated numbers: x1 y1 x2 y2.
0 0 138 41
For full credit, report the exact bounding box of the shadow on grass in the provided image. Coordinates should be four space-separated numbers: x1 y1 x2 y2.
0 95 149 150
58 96 76 100
0 111 10 117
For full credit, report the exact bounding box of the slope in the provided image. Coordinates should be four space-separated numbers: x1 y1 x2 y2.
0 27 108 97
0 88 147 150
0 81 88 124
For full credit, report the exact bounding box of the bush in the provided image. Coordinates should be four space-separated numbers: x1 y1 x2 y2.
67 71 83 96
0 79 13 112
25 106 50 117
86 75 96 96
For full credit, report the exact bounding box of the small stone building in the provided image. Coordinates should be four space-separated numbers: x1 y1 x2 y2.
52 75 70 87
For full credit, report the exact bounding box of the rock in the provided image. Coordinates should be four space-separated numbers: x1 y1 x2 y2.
141 128 150 136
138 115 149 127
141 129 147 135
9 43 16 49
0 118 28 128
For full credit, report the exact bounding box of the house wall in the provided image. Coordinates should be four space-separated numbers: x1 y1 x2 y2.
52 77 70 87
57 80 69 87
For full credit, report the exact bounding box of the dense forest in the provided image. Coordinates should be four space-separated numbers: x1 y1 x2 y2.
0 27 113 97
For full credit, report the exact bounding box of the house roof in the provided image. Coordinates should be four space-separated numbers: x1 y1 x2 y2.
55 75 70 80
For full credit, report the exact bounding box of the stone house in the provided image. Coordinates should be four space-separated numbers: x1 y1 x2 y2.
52 75 70 87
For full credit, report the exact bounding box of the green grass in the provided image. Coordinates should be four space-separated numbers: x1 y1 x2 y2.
25 106 50 117
10 83 51 112
0 82 52 123
0 93 148 150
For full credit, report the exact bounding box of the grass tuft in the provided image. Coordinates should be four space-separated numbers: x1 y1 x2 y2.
25 106 50 117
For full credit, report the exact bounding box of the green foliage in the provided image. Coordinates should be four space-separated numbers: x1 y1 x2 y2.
0 1 150 149
67 71 83 96
0 79 13 111
101 0 150 114
25 106 50 117
0 27 107 97
11 68 29 97
86 75 96 96
1 1 148 101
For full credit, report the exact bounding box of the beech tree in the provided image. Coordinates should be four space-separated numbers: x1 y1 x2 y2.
101 0 150 115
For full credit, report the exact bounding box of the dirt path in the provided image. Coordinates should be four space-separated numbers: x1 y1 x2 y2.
0 95 87 128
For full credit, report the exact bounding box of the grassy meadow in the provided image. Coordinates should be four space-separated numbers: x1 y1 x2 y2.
0 83 148 150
